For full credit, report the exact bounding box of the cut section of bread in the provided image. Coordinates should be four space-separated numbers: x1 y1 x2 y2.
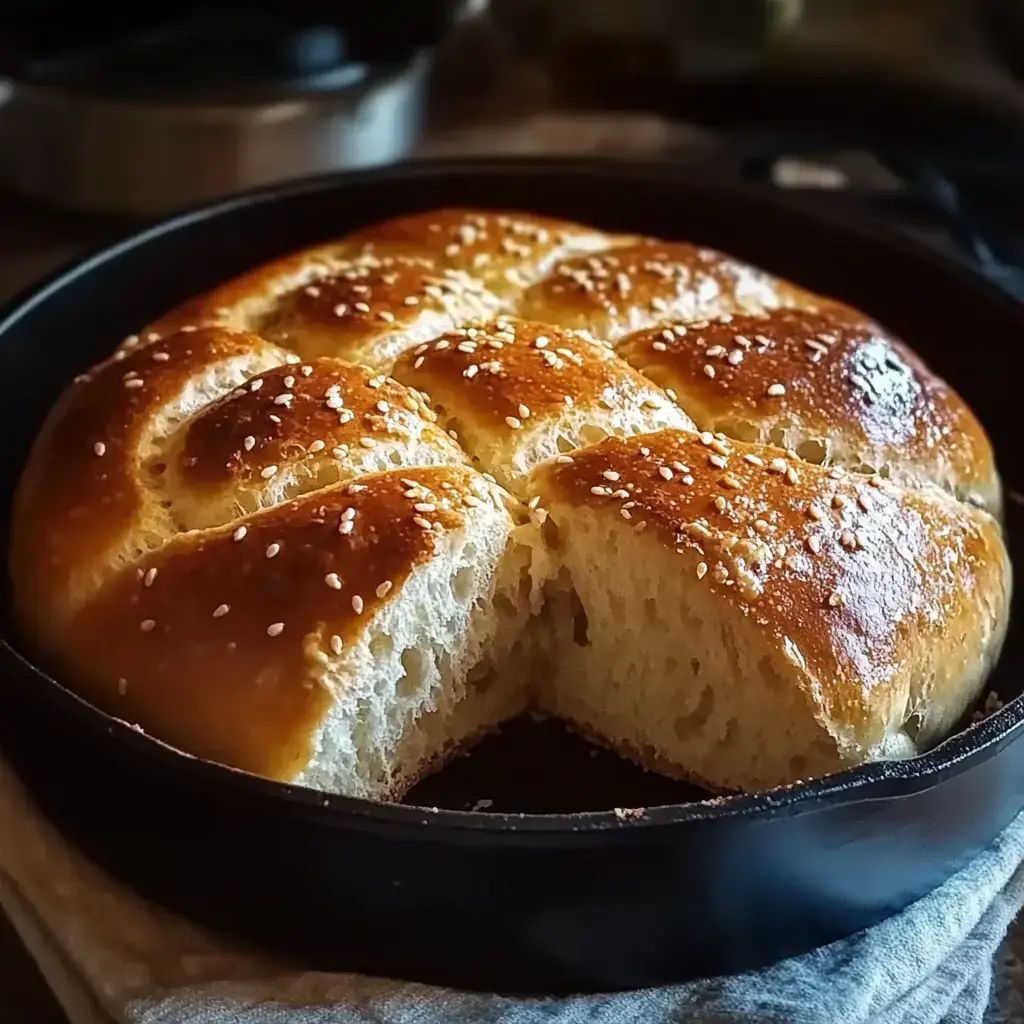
29 467 542 800
391 317 694 498
516 241 826 343
529 430 1010 792
616 309 1001 515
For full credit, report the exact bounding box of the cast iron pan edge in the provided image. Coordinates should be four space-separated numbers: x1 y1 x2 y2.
1 158 1023 991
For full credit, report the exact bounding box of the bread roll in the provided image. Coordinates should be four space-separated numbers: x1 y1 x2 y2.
11 206 1010 799
343 207 620 300
392 317 694 497
517 240 826 343
615 308 1000 514
528 429 1009 791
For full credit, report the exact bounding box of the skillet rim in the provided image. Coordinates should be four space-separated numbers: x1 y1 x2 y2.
1 154 1021 840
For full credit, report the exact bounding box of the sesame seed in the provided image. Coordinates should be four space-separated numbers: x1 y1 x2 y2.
376 581 393 599
267 622 285 637
703 364 716 379
274 394 293 407
710 439 730 456
807 535 822 554
338 520 354 535
379 310 396 323
682 474 694 485
264 543 280 559
334 303 348 316
696 562 708 579
360 437 376 449
753 519 770 533
354 302 370 313
709 454 727 469
269 415 281 424
590 485 609 496
768 458 787 474
413 516 432 530
518 404 531 420
376 400 390 414
699 432 714 446
143 567 158 588
714 495 728 511
464 365 479 378
283 375 295 388
124 378 144 389
140 619 155 632
330 635 344 655
556 455 574 464
413 356 425 369
404 296 419 306
261 465 279 479
728 349 744 365
233 526 247 541
414 502 436 513
603 470 620 481
744 453 763 467
527 495 541 510
243 435 256 451
505 416 522 429
621 508 632 520
721 474 742 489
652 341 668 352
706 345 727 358
435 340 450 351
658 466 673 480
766 383 786 397
308 440 325 453
352 595 364 614
213 604 230 618
250 379 264 391
785 467 799 485
93 441 106 456
464 494 482 507
301 365 313 376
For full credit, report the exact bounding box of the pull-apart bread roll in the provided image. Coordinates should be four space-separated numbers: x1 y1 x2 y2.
10 207 1010 799
616 308 1000 514
528 431 1009 791
146 209 620 371
11 326 541 800
517 240 826 343
392 317 694 498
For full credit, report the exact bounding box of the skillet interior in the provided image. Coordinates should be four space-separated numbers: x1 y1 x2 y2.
1 157 1023 993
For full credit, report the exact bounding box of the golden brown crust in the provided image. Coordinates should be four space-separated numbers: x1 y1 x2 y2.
343 207 616 299
516 240 825 342
53 467 497 781
10 326 292 629
531 429 1008 750
394 317 686 433
256 253 501 369
615 309 999 508
169 358 465 528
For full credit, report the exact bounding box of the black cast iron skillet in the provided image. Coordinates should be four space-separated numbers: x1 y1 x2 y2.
1 158 1023 996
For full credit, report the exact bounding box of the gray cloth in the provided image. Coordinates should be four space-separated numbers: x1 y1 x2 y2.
1 757 1023 1024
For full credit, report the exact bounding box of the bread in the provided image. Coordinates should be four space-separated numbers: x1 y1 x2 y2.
516 240 827 343
528 430 1008 791
615 308 1000 514
10 206 1010 798
391 317 694 498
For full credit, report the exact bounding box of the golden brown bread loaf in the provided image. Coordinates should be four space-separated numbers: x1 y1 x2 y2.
9 207 1010 799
